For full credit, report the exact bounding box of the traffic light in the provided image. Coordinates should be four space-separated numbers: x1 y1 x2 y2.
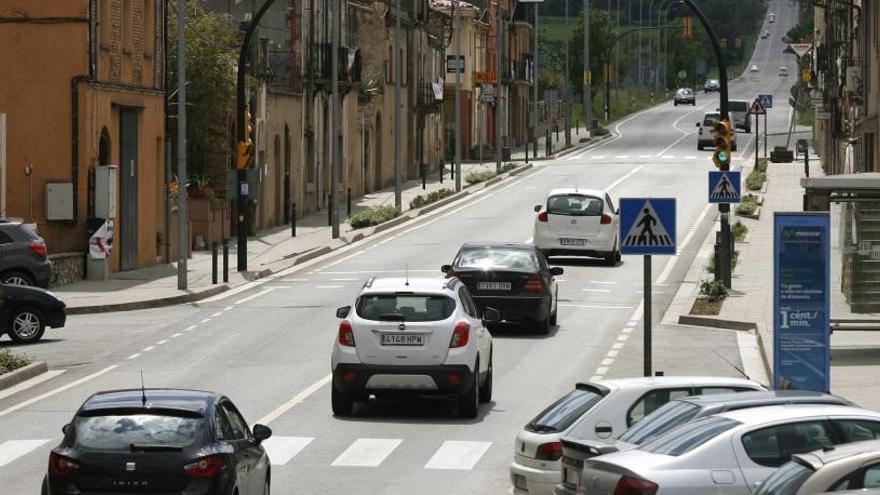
236 108 254 169
712 120 733 170
682 16 693 41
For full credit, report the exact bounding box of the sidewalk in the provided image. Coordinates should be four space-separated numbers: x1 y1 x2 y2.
463 123 593 164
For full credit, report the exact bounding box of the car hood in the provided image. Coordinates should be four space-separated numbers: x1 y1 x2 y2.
1 284 63 302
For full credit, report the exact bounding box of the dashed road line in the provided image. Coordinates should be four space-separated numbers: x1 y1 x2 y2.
425 441 492 470
234 288 277 305
184 325 197 332
142 346 155 353
171 333 182 338
331 438 402 467
315 285 344 289
201 318 212 324
127 353 141 360
156 339 169 345
257 374 332 425
581 289 611 293
0 365 118 420
211 312 223 317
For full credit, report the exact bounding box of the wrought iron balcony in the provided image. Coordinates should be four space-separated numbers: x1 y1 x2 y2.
308 43 362 83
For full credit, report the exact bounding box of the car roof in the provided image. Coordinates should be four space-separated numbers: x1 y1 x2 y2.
547 188 607 197
716 404 879 424
794 439 880 469
459 242 535 251
679 390 850 408
80 388 221 415
361 277 454 294
593 375 760 390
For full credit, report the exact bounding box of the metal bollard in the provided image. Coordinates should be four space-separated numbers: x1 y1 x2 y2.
222 239 229 283
421 165 426 190
804 153 810 178
576 119 579 135
291 202 297 237
328 193 332 226
212 242 218 284
347 188 352 216
440 161 444 183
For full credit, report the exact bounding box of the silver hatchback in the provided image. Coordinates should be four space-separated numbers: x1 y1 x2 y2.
756 439 880 494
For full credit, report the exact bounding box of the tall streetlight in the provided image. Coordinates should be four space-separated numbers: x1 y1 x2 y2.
564 0 570 147
394 0 402 208
454 0 462 192
495 1 503 172
583 0 591 131
533 2 539 159
176 0 187 289
331 0 340 237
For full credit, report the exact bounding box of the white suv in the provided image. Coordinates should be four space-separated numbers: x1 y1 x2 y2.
331 277 497 418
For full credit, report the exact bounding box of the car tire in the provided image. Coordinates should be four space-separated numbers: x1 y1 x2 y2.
1 270 34 286
459 359 480 418
41 477 48 495
549 296 558 326
478 352 492 404
535 315 551 335
697 143 703 151
7 307 46 344
673 102 678 107
331 385 355 416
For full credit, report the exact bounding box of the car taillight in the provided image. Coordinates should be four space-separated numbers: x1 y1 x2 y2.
338 320 355 347
538 211 548 222
613 475 658 495
600 214 613 225
522 274 544 293
449 322 470 348
184 455 223 478
29 242 47 256
535 441 563 461
48 452 79 477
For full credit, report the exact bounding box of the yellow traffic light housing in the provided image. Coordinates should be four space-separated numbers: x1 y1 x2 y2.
682 16 694 41
236 109 254 169
712 120 733 170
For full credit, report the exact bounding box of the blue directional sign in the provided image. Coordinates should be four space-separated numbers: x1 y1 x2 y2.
708 171 742 204
619 198 676 255
773 213 830 392
758 94 773 109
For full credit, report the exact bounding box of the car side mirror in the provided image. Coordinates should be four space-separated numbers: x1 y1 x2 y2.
482 307 501 323
336 306 351 319
441 264 452 274
695 122 701 127
252 424 272 443
61 424 71 435
550 267 564 276
533 205 542 213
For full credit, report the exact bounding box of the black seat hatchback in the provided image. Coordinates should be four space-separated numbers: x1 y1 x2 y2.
43 388 273 495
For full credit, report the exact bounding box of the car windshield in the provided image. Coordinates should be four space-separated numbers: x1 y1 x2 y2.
677 89 692 95
640 416 741 456
356 294 456 322
547 195 604 217
73 413 204 451
526 386 606 433
618 401 702 445
730 101 748 111
754 460 814 495
456 248 538 271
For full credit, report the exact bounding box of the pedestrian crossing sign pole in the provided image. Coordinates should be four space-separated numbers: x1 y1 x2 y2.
619 198 677 377
708 171 741 204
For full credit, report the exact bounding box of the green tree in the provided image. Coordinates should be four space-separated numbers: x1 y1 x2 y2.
168 1 239 180
566 9 617 99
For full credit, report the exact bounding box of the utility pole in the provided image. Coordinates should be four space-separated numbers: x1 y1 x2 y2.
454 0 462 192
331 0 340 237
394 0 402 209
495 2 503 172
176 0 188 290
564 0 571 147
533 3 539 160
584 0 591 130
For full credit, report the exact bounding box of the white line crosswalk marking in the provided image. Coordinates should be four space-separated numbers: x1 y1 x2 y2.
331 438 402 467
425 441 492 470
0 439 51 467
261 436 314 465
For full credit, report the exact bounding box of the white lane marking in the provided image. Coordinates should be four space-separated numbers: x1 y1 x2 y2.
315 285 344 289
618 334 630 342
331 438 402 467
0 365 118 420
256 374 332 425
234 287 277 305
559 304 633 310
171 333 182 339
319 270 436 275
321 249 367 269
590 375 604 382
142 346 155 352
261 436 314 466
279 278 310 282
330 278 359 282
0 439 51 467
184 325 197 332
612 342 625 350
0 370 65 401
626 321 637 327
629 301 645 326
606 165 645 192
425 441 493 470
685 156 697 160
156 339 169 345
593 156 606 159
127 353 141 360
656 203 713 285
601 358 615 366
581 289 611 293
589 281 617 285
662 155 675 159
595 366 609 375
211 312 223 317
622 327 634 334
606 350 619 357
568 155 582 161
638 155 651 159
614 155 630 159
201 319 212 324
224 306 234 311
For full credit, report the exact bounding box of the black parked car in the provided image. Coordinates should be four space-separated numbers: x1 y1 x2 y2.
0 284 65 344
44 389 273 495
443 242 562 334
0 220 52 287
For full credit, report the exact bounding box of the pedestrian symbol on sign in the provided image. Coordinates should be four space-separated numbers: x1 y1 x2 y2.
708 171 742 204
622 200 673 248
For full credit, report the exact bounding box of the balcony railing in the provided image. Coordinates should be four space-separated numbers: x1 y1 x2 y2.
417 82 443 112
511 4 534 25
308 44 362 83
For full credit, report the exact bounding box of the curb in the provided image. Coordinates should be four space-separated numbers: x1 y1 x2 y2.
677 314 758 331
66 285 230 315
0 361 48 391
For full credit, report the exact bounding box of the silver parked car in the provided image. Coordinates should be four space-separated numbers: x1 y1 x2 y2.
756 439 880 494
578 405 880 495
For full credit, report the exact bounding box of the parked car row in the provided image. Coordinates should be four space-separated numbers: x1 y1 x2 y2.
509 375 880 495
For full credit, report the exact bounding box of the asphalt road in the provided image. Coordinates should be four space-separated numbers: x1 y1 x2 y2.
0 2 800 493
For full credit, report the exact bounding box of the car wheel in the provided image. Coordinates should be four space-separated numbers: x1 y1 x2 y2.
478 352 492 404
697 143 703 151
458 359 480 418
549 296 558 326
1 270 34 286
673 102 677 106
331 385 354 416
535 316 551 335
8 307 46 344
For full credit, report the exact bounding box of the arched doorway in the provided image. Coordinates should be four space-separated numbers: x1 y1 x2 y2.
374 112 382 191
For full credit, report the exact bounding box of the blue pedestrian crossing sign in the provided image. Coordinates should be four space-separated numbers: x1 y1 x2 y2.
708 171 742 204
758 94 773 109
619 198 676 255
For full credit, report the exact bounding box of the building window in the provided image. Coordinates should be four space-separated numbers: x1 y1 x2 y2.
387 44 393 83
99 0 112 49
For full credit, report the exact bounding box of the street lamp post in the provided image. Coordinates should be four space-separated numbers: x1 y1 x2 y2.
584 0 591 130
394 0 402 209
532 2 539 160
564 0 571 147
176 0 187 289
331 0 340 238
454 0 462 192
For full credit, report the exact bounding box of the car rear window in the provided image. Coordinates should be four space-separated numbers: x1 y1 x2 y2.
640 416 740 456
703 114 720 126
526 386 606 433
356 294 456 322
73 413 205 451
754 460 814 495
618 401 702 445
730 101 748 111
456 248 538 270
547 195 604 216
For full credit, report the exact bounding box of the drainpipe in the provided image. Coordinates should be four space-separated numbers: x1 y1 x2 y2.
71 75 91 229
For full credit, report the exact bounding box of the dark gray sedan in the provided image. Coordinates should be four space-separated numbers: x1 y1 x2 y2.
0 284 66 344
674 88 696 106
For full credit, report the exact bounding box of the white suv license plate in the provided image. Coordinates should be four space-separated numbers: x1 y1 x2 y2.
381 334 425 346
478 281 511 291
560 238 587 246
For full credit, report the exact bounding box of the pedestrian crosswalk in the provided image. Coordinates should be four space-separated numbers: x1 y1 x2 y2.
0 436 496 472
